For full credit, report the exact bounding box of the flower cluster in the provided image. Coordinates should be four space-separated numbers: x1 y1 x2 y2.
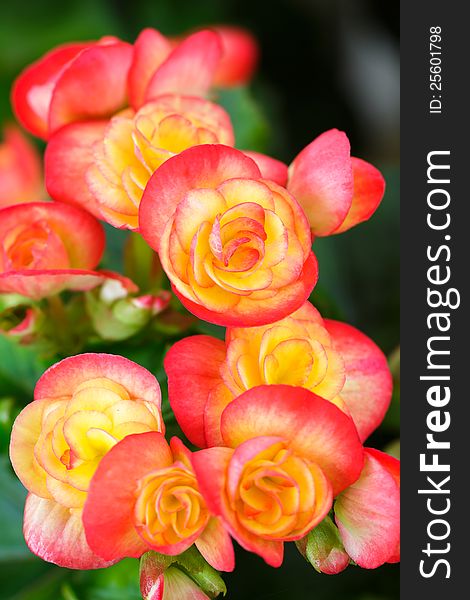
3 23 399 600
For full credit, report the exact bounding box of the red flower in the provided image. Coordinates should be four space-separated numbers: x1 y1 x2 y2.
164 302 392 447
0 201 129 299
83 432 234 572
12 29 223 141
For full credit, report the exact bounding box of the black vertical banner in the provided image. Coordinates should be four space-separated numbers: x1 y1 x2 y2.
401 2 467 598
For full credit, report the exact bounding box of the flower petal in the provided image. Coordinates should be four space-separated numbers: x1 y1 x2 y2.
11 42 89 139
35 353 162 409
48 41 133 134
332 157 386 234
0 270 106 300
0 125 43 207
24 493 113 569
213 26 259 87
325 320 393 441
0 201 105 269
191 447 284 567
144 31 222 102
195 517 235 572
243 151 288 186
287 129 353 236
128 28 172 109
165 335 226 448
334 448 400 568
45 121 108 219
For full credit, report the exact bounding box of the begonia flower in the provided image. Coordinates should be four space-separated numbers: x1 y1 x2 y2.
0 201 131 299
334 448 400 568
191 385 364 566
139 145 317 327
12 29 222 141
164 301 392 447
83 432 234 572
45 94 234 228
0 124 43 208
9 353 164 569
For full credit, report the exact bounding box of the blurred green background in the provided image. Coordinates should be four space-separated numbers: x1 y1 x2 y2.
0 0 399 598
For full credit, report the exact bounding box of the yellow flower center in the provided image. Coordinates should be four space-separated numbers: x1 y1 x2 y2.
134 462 209 547
33 377 163 508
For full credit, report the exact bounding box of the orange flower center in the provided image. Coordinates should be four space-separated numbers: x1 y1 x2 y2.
134 462 209 548
1 220 70 272
229 441 332 541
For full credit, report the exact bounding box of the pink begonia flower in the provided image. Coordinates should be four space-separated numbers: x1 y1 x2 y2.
0 202 135 299
9 353 164 569
139 144 317 327
191 384 364 567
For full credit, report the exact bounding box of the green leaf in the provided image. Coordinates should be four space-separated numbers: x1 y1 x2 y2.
0 456 29 563
0 336 49 401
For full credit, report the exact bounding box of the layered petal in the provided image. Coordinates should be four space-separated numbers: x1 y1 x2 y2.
325 319 393 441
0 201 104 269
0 269 107 299
140 144 260 247
192 446 284 567
10 354 164 569
82 95 234 230
195 517 235 572
334 449 400 568
141 145 316 327
288 129 353 236
243 151 288 186
287 129 386 236
212 26 259 87
35 352 161 407
0 201 107 299
332 157 386 235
